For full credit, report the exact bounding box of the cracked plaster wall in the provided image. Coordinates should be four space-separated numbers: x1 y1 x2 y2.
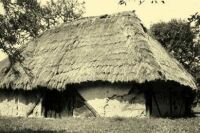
77 83 146 117
0 91 42 117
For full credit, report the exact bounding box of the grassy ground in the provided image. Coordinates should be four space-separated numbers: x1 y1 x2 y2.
0 116 200 133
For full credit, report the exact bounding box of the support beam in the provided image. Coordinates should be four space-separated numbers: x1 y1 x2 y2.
76 92 100 117
145 90 152 117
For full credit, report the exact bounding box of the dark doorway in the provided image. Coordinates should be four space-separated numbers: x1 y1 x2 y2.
42 88 94 118
144 81 195 117
42 89 74 118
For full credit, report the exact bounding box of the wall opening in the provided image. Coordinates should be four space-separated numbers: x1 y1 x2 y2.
42 88 94 118
144 81 195 117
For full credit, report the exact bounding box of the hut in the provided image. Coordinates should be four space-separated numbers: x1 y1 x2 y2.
0 11 197 118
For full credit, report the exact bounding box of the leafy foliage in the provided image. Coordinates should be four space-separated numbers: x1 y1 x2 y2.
188 13 200 87
150 19 200 86
188 13 200 36
42 0 85 29
119 0 165 5
0 0 85 69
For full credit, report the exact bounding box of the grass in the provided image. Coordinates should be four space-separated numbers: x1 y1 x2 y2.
0 117 200 133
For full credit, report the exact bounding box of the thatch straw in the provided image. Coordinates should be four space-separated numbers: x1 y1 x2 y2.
0 11 197 90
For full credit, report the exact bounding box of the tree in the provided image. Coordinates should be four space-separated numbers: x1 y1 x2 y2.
42 0 85 29
119 0 165 5
188 13 200 87
0 0 85 70
150 19 200 86
188 13 200 37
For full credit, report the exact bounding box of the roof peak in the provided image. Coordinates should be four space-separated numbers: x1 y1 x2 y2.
90 10 136 17
45 10 141 36
78 10 138 21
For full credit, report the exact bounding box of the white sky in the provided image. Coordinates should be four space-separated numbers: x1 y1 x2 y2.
0 0 200 59
84 0 200 27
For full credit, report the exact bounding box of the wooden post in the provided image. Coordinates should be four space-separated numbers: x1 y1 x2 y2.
76 92 100 117
145 88 152 117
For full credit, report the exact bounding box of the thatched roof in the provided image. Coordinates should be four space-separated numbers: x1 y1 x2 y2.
0 11 197 90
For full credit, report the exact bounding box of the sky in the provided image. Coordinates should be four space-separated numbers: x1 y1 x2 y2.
0 0 200 59
83 0 200 28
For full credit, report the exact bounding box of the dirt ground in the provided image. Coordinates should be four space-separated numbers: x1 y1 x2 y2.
0 116 200 133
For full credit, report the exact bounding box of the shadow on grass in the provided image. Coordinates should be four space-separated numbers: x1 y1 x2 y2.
0 130 66 133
